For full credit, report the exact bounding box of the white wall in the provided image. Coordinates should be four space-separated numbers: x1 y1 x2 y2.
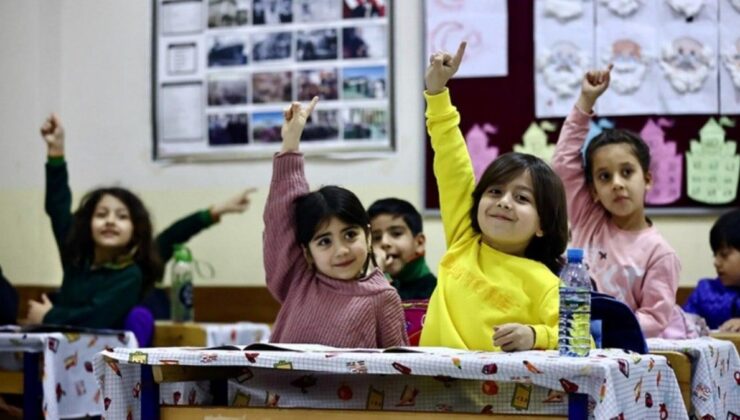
0 0 717 288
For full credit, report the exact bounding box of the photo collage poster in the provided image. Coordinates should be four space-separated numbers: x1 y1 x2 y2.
155 0 392 160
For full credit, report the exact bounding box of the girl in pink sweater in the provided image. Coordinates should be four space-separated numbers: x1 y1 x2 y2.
552 66 696 338
263 97 409 348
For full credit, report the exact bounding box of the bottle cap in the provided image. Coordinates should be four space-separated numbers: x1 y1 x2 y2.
566 248 583 263
173 244 193 262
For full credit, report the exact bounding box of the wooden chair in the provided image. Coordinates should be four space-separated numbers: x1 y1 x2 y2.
0 371 22 394
152 321 207 347
651 350 692 413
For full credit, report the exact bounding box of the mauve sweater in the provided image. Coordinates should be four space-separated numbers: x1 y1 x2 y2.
263 152 409 348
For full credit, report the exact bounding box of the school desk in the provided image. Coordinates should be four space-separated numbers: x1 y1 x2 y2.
96 346 688 420
648 337 740 419
153 321 271 347
710 331 740 353
0 329 136 419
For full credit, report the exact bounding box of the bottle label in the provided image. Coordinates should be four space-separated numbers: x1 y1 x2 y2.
179 282 193 309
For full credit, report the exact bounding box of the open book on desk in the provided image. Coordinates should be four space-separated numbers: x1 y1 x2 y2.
206 342 468 356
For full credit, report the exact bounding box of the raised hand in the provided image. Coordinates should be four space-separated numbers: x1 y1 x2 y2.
492 323 535 352
281 97 319 153
425 42 467 95
209 188 258 220
577 64 613 113
40 113 65 157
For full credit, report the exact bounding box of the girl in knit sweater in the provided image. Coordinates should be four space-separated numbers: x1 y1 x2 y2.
263 97 408 348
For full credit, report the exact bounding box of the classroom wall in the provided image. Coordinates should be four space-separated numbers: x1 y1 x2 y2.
0 0 717 288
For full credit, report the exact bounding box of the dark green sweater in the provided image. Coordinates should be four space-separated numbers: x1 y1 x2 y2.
43 159 214 328
390 256 437 301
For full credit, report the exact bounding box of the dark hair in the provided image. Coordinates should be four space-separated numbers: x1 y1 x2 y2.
63 187 163 293
295 186 376 269
584 129 651 185
367 198 423 235
710 209 740 253
470 152 568 274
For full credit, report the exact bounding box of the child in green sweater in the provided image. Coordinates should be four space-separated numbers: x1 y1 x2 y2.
26 114 254 329
368 198 437 300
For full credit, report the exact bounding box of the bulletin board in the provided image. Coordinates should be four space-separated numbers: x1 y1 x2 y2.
152 0 394 161
423 0 740 214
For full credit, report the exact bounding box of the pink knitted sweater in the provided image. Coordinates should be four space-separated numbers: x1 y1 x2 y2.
263 152 409 348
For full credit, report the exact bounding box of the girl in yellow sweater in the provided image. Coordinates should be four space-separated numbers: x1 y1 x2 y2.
419 43 569 352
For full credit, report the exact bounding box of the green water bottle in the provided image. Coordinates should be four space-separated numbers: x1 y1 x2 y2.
170 244 194 322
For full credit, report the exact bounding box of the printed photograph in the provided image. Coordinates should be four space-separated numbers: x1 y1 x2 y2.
207 74 249 106
342 66 387 99
296 29 338 61
296 69 338 100
252 31 292 62
252 71 292 103
302 110 339 141
342 108 387 140
208 0 250 27
343 0 386 19
208 113 249 145
208 35 248 67
252 111 284 143
252 0 293 24
343 25 387 59
295 0 341 22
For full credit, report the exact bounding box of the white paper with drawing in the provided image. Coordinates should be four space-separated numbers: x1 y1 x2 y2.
534 0 594 117
720 0 740 114
595 19 659 116
657 20 719 114
425 0 508 78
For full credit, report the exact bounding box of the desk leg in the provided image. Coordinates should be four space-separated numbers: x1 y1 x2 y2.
22 352 41 420
141 365 159 420
568 393 588 420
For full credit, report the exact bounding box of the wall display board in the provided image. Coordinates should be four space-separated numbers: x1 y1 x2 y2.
154 0 393 160
424 0 739 213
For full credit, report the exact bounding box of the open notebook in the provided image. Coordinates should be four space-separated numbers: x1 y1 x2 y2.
205 342 468 356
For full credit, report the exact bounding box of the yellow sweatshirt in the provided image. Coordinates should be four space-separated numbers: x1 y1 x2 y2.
419 89 560 351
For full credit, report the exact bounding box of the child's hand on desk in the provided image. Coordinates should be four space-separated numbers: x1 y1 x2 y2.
719 318 740 333
493 323 534 352
26 293 53 324
280 96 319 153
40 113 65 157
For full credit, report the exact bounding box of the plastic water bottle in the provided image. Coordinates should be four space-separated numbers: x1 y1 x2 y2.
558 248 591 357
170 244 194 322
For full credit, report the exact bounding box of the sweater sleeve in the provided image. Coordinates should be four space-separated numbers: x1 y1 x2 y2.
155 210 215 264
551 107 605 228
376 290 409 347
635 253 681 338
425 89 475 247
531 284 559 350
263 152 310 303
43 267 143 328
682 281 703 315
45 159 73 261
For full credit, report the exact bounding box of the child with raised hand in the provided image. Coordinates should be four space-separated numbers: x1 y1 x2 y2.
419 43 569 352
552 67 693 339
263 97 408 348
368 198 436 300
684 209 740 332
28 114 257 328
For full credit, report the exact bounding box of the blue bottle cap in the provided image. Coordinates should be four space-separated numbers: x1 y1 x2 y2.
566 248 584 263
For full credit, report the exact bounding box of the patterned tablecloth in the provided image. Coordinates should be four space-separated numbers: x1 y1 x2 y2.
96 345 689 419
0 330 137 419
647 337 740 419
202 322 271 347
